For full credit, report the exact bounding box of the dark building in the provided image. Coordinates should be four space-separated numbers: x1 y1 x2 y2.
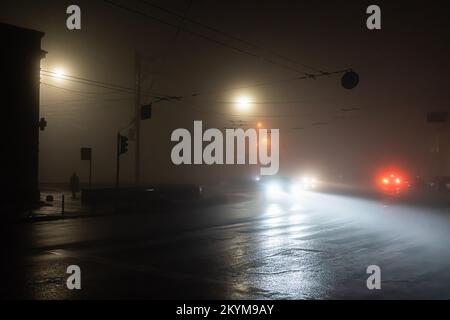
1 23 46 214
426 112 450 177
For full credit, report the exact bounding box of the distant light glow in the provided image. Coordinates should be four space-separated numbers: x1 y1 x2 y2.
300 175 318 188
376 169 409 194
235 95 251 112
53 67 66 81
266 182 283 200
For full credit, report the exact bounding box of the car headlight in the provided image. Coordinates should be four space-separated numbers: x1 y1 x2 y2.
266 182 283 199
290 183 301 194
299 176 318 189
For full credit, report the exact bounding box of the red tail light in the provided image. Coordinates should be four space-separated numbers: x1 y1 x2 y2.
376 169 408 194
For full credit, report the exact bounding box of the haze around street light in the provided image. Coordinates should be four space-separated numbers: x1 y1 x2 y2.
235 95 252 112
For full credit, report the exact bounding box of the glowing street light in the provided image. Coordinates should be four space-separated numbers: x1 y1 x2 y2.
235 95 252 112
53 67 67 81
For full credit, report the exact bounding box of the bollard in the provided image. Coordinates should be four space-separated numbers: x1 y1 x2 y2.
62 194 65 217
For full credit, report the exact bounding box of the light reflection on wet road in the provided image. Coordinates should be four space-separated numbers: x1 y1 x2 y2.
3 190 450 299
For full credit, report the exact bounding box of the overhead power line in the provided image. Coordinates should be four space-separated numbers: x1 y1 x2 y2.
40 74 363 127
40 67 349 104
40 70 182 102
40 81 120 95
42 0 354 103
177 97 362 119
40 82 134 107
103 0 341 77
137 0 323 73
41 70 144 95
186 69 347 98
40 69 354 110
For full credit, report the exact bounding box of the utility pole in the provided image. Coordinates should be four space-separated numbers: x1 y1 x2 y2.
116 132 121 188
81 147 93 189
89 154 92 190
134 52 142 185
116 133 129 188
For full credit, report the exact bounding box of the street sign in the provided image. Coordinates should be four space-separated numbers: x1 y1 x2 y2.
341 71 359 90
81 148 92 161
141 104 152 120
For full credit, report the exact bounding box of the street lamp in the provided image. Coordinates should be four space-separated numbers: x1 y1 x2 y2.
53 67 67 81
235 95 252 112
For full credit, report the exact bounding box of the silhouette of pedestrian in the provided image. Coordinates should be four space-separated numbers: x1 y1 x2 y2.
70 172 80 199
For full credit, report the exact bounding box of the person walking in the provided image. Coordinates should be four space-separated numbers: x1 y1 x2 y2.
70 172 80 199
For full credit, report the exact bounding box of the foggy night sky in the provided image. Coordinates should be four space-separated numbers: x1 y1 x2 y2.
1 0 449 185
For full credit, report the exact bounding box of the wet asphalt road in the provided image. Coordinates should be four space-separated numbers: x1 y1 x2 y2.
2 190 450 299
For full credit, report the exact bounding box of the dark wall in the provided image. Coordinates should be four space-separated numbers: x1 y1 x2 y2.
1 23 45 213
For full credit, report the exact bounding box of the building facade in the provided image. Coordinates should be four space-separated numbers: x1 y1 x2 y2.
1 23 46 213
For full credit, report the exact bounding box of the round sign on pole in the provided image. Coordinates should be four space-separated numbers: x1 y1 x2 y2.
341 71 359 90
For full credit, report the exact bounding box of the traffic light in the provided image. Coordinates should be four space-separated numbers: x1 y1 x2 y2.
141 104 152 120
119 134 129 155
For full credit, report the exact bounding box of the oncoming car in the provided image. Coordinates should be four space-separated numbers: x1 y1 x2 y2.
256 175 319 202
258 176 297 201
299 175 319 190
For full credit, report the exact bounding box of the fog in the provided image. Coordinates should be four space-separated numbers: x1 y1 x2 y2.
1 0 449 185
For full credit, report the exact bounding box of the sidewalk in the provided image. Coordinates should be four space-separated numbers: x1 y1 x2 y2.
31 190 94 221
30 186 243 222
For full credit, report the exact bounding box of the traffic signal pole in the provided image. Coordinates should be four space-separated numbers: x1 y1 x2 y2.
89 155 92 190
116 133 129 188
116 132 120 188
134 52 142 185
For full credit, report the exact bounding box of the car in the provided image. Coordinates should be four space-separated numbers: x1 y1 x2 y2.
257 176 299 202
428 176 450 192
376 171 410 196
299 175 319 190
